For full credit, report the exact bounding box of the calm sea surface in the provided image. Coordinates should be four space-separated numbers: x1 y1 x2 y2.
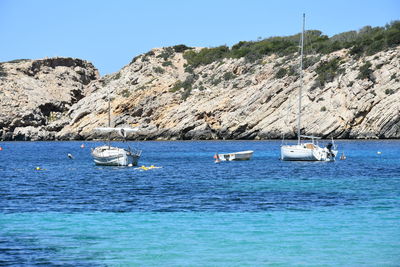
0 140 399 266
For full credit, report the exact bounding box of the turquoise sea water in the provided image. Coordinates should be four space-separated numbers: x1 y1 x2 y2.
0 140 399 266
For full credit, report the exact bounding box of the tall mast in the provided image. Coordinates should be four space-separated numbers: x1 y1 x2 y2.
297 13 305 145
107 88 111 148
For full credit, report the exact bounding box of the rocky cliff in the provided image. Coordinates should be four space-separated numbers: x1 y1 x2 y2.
1 46 399 141
0 57 99 140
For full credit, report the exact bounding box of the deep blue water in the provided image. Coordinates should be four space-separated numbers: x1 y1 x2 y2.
0 140 399 266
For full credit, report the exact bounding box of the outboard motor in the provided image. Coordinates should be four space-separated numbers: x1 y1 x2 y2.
326 143 333 158
326 143 333 151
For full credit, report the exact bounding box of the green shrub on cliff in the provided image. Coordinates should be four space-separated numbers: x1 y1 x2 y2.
349 22 400 57
182 20 400 68
357 61 373 81
170 80 183 93
303 55 321 69
128 21 400 69
157 47 174 61
313 58 344 88
183 46 229 67
275 68 287 79
223 72 236 81
153 66 165 74
231 36 299 62
162 61 173 67
173 44 193 53
169 74 198 100
385 89 395 95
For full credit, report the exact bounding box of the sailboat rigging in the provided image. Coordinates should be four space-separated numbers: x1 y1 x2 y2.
280 14 338 161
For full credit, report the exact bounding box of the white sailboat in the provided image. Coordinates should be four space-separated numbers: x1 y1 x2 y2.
91 91 141 166
280 14 338 162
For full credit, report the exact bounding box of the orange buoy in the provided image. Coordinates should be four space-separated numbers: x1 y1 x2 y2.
0 146 3 151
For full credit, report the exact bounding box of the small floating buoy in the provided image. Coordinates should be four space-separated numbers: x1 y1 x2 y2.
67 153 74 159
80 144 85 148
35 167 42 171
0 146 3 151
140 165 149 171
377 151 382 155
136 165 161 170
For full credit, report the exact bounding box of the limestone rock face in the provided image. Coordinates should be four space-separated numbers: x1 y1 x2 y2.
1 46 399 141
0 57 99 140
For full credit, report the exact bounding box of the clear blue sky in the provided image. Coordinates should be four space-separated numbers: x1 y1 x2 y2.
1 0 398 75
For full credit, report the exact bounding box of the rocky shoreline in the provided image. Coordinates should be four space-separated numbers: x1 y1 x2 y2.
1 46 399 141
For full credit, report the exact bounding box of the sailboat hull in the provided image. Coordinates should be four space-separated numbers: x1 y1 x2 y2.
281 144 337 161
92 146 140 166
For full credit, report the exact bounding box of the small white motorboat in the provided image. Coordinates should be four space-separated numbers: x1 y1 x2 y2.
215 150 254 162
